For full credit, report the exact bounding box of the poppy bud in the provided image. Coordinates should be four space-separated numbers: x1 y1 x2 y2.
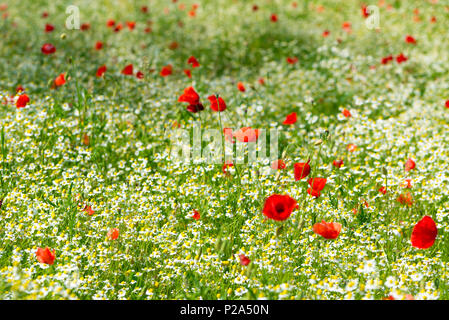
60 33 66 40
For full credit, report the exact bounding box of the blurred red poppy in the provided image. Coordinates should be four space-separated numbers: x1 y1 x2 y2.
41 43 56 55
270 14 278 22
136 71 144 79
271 159 286 170
379 186 387 194
313 221 342 239
405 35 416 44
307 178 327 198
184 69 192 78
83 205 94 216
127 21 136 30
405 158 415 171
262 194 298 221
333 159 344 168
233 127 260 142
45 23 54 32
294 161 310 180
342 109 351 117
381 55 393 65
192 210 200 220
16 94 29 108
397 192 413 206
96 65 107 77
286 57 298 64
160 64 173 77
187 56 200 68
237 82 246 92
283 112 297 125
81 23 90 31
179 87 204 113
121 64 133 75
239 254 250 266
411 216 437 249
208 95 227 112
95 41 103 50
36 247 56 265
107 228 119 240
54 73 66 87
396 53 408 64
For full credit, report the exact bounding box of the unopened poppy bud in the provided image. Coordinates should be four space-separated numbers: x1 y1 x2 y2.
314 139 323 146
382 167 388 176
60 33 66 40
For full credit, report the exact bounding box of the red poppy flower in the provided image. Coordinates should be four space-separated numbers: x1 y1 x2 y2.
95 41 103 50
445 100 449 108
223 128 234 143
233 127 260 142
237 82 246 92
333 159 344 168
405 35 416 44
270 14 278 22
83 205 94 216
271 159 286 170
169 41 179 50
307 178 327 198
96 65 107 77
258 78 265 85
294 161 310 180
397 192 413 206
222 162 234 175
54 73 66 87
106 19 115 27
179 86 204 113
184 69 192 78
313 220 342 239
16 94 29 108
342 109 351 117
187 56 200 68
41 43 56 55
107 228 119 240
160 64 173 77
114 23 123 32
405 158 415 171
81 23 90 31
136 71 144 79
252 5 259 11
192 210 200 220
396 53 408 64
361 5 370 18
16 85 24 93
121 64 133 75
141 6 148 13
45 23 54 32
239 254 250 266
208 95 227 112
403 178 412 189
381 55 393 65
36 247 56 265
379 186 387 195
127 21 136 30
42 11 48 18
342 21 352 33
411 216 437 249
286 57 298 64
262 194 298 221
430 16 437 23
322 30 330 37
283 112 297 125
347 144 357 152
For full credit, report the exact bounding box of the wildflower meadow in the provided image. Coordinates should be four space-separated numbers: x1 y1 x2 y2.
1 0 449 302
